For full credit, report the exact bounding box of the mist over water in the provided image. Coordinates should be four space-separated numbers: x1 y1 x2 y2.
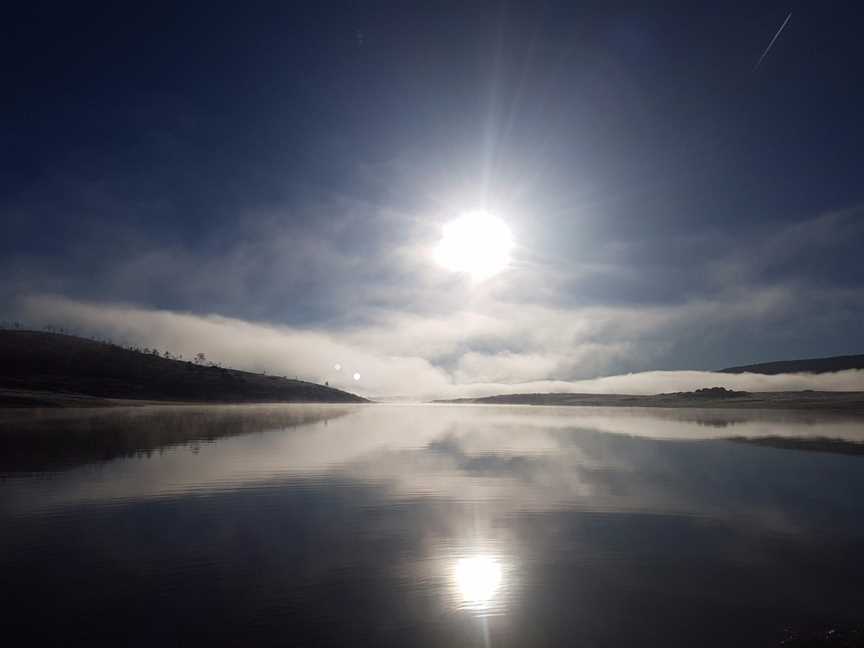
2 404 863 646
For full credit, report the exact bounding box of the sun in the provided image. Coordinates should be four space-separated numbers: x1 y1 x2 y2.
434 211 513 280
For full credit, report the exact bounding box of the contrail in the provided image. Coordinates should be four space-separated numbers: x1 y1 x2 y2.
754 12 792 71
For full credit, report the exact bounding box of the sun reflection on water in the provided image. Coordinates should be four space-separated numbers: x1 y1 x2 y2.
452 554 505 614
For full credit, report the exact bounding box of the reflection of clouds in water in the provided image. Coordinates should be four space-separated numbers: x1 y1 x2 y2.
4 405 864 539
5 405 864 648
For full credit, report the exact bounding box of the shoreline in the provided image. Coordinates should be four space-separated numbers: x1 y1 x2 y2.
433 390 864 413
0 388 372 409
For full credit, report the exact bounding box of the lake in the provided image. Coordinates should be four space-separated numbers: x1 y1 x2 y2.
2 404 863 646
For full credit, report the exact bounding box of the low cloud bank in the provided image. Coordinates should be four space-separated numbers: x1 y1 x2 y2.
443 370 864 399
18 295 864 400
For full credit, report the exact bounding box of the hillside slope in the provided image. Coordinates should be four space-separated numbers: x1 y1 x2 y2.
0 330 367 405
720 353 864 375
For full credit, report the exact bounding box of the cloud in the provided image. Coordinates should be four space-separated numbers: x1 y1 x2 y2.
18 294 864 399
5 186 864 396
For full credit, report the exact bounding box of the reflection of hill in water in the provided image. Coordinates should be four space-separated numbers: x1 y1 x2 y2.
617 407 864 430
4 403 864 476
0 404 358 473
727 436 864 456
693 419 736 428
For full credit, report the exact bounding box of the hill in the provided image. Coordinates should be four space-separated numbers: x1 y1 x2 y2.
0 330 367 406
720 353 864 375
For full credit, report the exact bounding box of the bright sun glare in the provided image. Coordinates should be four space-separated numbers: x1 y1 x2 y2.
434 212 513 280
454 556 503 609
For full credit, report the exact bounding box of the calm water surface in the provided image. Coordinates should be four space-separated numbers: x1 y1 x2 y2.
2 404 863 646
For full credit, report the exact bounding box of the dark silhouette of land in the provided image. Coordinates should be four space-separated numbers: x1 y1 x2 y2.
0 330 366 406
436 387 864 412
721 353 864 374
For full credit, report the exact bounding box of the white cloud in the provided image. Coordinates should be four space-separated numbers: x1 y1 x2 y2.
6 195 864 391
19 294 864 400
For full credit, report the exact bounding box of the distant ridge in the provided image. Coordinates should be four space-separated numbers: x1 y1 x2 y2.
433 390 864 411
0 330 367 406
720 354 864 375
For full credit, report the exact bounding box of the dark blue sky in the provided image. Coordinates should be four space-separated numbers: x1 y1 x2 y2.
3 2 864 393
